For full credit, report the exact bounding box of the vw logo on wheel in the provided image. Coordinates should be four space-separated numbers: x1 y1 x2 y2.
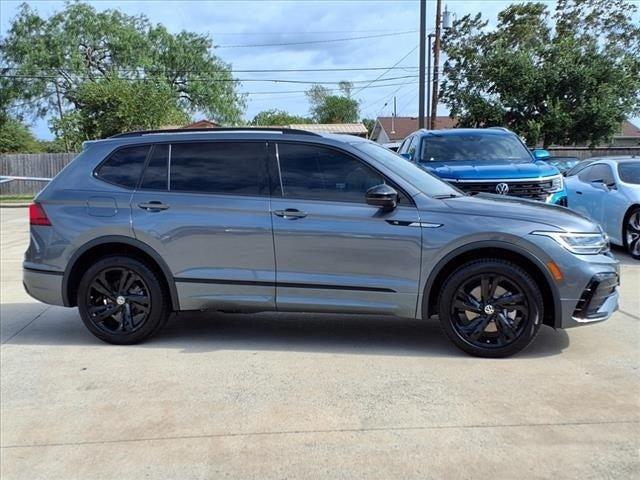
495 183 510 195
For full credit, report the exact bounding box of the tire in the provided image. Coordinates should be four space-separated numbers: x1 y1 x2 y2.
438 258 543 358
77 255 170 344
623 207 640 260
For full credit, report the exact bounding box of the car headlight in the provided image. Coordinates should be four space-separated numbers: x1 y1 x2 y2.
548 175 564 193
531 231 609 254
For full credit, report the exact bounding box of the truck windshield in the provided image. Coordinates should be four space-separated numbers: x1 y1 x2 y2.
420 134 532 163
352 141 463 198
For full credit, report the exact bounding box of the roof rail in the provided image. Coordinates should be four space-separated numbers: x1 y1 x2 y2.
109 127 321 139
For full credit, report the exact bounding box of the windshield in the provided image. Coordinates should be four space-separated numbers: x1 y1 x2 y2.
419 134 532 163
352 142 462 198
618 162 640 184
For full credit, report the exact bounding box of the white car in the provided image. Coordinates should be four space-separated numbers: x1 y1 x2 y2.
564 157 640 259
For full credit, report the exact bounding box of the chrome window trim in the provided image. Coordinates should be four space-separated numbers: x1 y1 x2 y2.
448 174 561 183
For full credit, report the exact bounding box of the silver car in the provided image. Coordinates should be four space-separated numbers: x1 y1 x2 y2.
23 128 620 357
564 157 640 259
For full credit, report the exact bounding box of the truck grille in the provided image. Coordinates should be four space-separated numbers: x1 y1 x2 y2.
450 177 557 201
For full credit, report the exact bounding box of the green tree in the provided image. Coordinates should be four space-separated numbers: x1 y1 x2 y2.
251 109 310 126
441 0 640 146
0 115 42 153
0 1 244 137
362 118 375 136
51 77 189 150
306 82 359 124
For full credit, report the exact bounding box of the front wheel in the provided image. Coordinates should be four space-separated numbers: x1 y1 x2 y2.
77 256 169 344
624 207 640 260
438 259 543 358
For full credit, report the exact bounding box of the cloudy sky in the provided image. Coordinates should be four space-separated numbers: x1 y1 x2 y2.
0 0 637 139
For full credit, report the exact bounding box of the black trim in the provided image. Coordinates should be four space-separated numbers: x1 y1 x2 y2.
174 277 395 293
24 267 64 276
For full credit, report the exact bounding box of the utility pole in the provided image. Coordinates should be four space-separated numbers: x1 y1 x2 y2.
426 33 434 129
430 0 442 130
54 81 70 153
418 0 426 129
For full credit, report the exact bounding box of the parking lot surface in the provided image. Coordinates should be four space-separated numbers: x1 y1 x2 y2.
1 206 639 479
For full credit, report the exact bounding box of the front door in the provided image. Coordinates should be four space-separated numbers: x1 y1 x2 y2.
131 141 275 312
270 142 422 318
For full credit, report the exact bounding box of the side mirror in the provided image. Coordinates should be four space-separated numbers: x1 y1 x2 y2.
590 180 610 192
365 184 398 210
399 152 411 160
532 149 551 161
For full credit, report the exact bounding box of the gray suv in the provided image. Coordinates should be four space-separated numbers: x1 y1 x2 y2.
23 128 620 357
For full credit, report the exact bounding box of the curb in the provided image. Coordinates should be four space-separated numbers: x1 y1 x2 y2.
0 203 30 208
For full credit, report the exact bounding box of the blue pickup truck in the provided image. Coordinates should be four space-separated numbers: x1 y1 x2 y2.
396 128 567 205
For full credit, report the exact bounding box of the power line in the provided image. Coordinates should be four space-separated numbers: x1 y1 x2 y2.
2 66 419 74
353 45 420 96
0 73 418 85
216 30 418 48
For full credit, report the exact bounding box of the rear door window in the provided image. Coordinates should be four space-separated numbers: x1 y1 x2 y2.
140 144 169 190
169 142 267 195
95 145 150 189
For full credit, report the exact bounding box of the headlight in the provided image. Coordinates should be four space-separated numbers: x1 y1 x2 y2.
531 231 609 254
548 175 564 193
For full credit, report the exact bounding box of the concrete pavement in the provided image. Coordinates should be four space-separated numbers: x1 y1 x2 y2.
1 207 639 479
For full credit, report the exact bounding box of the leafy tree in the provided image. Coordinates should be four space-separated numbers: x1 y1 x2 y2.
52 77 189 150
441 0 640 146
362 118 376 136
0 1 244 136
0 115 42 153
306 82 359 124
251 109 310 126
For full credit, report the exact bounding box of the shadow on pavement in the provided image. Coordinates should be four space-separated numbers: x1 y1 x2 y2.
1 303 570 358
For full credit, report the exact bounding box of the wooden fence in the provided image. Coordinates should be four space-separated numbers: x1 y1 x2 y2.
1 146 639 196
0 153 77 195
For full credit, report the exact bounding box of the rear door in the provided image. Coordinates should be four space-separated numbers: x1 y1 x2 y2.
131 141 275 312
270 142 422 318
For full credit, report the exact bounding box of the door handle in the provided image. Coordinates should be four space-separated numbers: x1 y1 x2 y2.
576 191 582 195
138 201 170 211
273 208 307 219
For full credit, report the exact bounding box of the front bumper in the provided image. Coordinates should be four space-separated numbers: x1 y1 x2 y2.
558 270 620 329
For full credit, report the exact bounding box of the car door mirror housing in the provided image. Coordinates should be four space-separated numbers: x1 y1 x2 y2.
365 184 398 210
591 180 610 191
399 152 411 160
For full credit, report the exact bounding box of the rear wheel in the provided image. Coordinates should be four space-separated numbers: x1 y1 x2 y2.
77 256 169 344
624 207 640 260
438 259 543 358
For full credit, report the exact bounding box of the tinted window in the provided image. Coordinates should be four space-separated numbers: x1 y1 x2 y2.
618 162 640 184
420 134 531 163
566 159 596 177
353 141 462 198
581 164 614 184
277 143 383 203
170 142 265 195
407 136 418 161
96 145 150 188
141 144 169 190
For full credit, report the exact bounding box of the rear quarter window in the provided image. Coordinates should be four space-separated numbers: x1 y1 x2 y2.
95 145 150 189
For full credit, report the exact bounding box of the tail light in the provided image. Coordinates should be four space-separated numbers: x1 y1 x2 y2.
29 203 51 226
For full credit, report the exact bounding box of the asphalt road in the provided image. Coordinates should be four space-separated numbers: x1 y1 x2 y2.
1 206 639 480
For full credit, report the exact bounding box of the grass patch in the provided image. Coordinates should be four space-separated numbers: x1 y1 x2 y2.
0 194 34 203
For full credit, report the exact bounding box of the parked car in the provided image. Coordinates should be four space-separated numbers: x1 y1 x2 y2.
397 128 567 205
542 155 582 174
23 128 619 357
564 157 640 259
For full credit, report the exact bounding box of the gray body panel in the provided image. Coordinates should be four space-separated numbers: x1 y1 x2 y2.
23 131 620 330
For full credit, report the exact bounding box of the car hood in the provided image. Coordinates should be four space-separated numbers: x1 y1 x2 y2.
440 193 599 231
418 159 559 181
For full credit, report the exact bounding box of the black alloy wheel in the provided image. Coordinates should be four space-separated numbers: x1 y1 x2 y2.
78 256 169 344
438 259 543 357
